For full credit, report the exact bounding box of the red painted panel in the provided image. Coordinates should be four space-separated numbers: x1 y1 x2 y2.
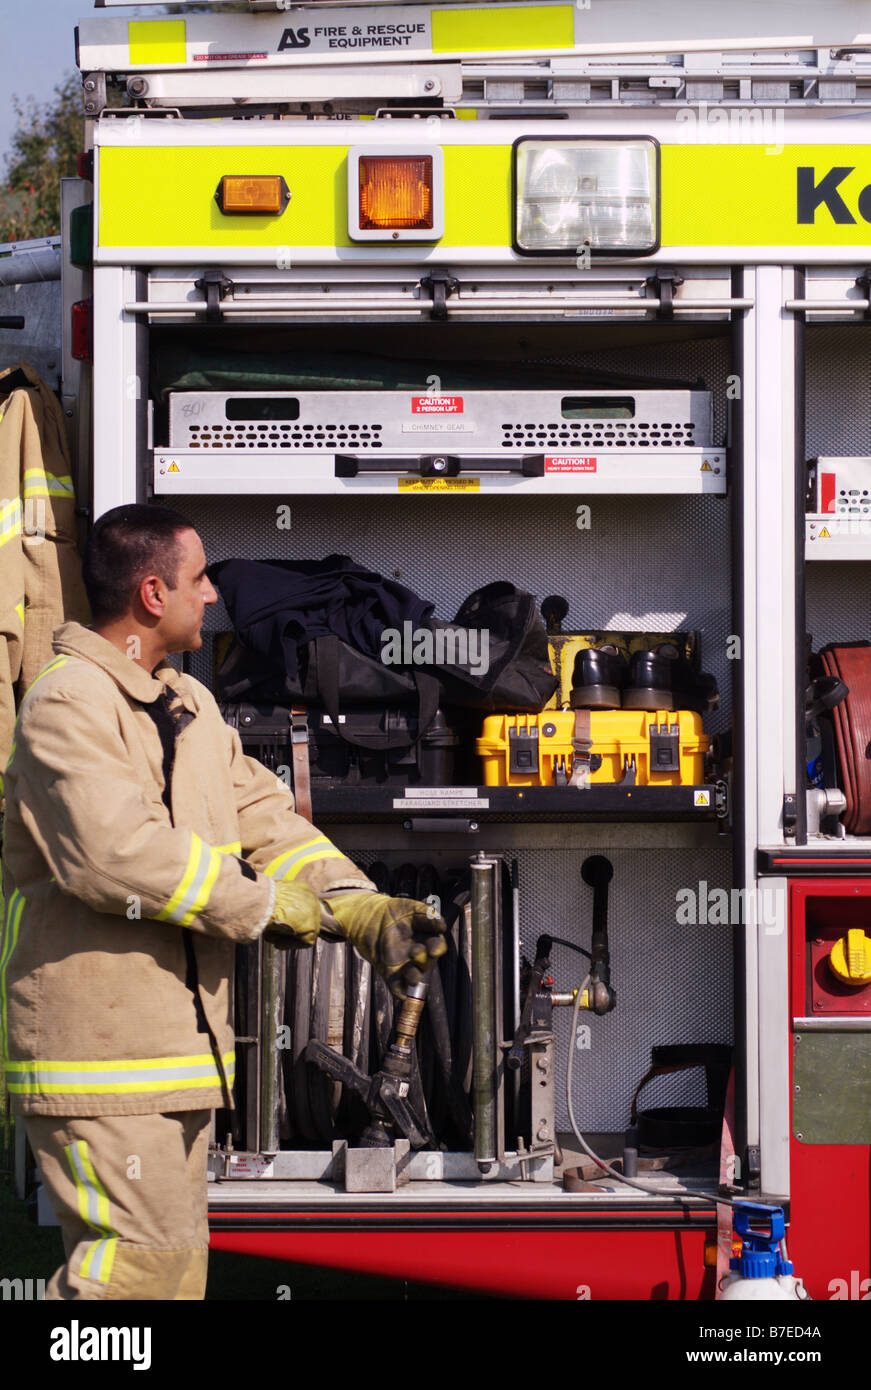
788 880 871 1300
819 470 836 515
210 1226 716 1300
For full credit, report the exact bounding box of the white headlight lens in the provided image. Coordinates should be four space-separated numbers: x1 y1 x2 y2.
515 139 657 253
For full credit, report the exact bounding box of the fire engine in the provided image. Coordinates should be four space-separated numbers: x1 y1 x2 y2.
4 0 871 1300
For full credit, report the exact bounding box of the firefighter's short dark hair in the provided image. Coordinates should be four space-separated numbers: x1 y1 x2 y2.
82 504 192 623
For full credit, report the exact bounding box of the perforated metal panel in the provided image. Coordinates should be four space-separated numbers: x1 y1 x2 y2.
345 846 733 1132
168 334 734 1135
176 490 733 738
168 388 713 453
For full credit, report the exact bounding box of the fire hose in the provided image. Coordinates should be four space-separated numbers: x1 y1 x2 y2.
818 643 871 834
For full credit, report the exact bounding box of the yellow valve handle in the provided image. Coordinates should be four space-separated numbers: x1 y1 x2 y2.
829 929 871 986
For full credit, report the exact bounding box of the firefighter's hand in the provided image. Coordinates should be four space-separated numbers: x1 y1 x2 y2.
262 880 324 949
326 892 447 997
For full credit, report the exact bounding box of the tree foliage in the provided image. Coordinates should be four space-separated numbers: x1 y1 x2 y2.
0 5 248 242
1 73 83 243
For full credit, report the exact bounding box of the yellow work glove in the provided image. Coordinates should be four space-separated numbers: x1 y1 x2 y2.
326 892 448 997
262 880 326 949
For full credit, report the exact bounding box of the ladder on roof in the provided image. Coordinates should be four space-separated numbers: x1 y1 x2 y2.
79 0 871 115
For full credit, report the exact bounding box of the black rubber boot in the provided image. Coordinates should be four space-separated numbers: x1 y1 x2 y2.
622 646 678 711
570 646 628 709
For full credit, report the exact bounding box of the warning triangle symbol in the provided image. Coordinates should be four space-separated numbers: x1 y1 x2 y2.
167 462 180 473
818 527 830 538
700 461 712 472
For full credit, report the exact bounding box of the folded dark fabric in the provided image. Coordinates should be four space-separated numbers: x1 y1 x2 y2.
209 554 434 679
210 557 558 720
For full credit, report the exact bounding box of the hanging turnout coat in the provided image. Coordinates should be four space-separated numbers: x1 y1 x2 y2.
0 622 373 1118
0 363 91 784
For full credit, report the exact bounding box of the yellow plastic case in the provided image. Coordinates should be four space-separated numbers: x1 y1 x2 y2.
477 710 709 786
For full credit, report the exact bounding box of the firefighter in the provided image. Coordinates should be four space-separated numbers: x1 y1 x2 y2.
0 504 446 1300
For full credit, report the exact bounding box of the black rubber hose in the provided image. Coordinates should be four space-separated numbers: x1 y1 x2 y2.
307 940 338 1145
289 948 316 1143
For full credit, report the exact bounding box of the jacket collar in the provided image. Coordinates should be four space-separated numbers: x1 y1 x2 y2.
51 622 199 712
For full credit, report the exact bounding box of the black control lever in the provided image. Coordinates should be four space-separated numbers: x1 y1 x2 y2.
304 978 432 1148
580 856 617 1015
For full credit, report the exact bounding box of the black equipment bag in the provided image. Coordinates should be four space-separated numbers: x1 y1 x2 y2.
211 559 558 736
221 702 472 788
437 581 558 711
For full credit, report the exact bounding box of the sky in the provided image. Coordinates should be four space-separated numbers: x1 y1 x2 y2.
0 2 157 170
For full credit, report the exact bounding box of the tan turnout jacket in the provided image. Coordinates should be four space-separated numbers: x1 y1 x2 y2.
1 622 372 1117
0 363 91 781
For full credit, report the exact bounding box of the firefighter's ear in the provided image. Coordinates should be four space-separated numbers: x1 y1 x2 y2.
138 572 167 619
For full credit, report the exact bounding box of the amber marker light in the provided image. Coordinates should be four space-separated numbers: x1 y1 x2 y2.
348 146 444 241
360 156 433 229
215 176 290 215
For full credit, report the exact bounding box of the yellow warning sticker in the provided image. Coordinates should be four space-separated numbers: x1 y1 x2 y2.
431 5 574 54
818 527 830 538
694 790 711 807
398 477 480 492
700 461 713 472
167 462 180 473
128 20 187 67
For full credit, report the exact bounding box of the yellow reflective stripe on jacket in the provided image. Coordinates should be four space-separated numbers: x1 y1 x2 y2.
65 1141 119 1285
0 497 22 550
11 656 71 737
67 1140 113 1231
21 468 75 499
14 600 24 626
216 841 242 855
0 890 25 1061
80 1236 118 1285
4 1050 236 1095
0 738 14 798
156 832 222 927
25 654 69 695
264 834 345 882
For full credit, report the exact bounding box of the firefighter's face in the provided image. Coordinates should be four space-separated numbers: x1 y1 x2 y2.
162 528 218 652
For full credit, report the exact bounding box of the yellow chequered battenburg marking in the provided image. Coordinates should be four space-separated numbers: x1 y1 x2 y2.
432 5 574 53
128 19 187 67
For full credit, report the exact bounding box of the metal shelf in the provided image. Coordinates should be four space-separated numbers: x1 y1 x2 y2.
806 515 871 560
153 447 726 496
311 782 725 822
